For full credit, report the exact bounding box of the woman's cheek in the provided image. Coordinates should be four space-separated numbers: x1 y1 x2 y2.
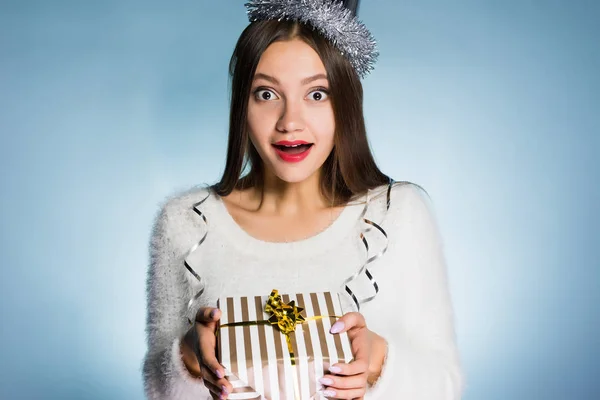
249 106 279 136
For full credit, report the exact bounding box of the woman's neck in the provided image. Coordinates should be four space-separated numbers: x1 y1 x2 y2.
244 170 332 217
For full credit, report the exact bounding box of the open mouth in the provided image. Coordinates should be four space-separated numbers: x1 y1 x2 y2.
271 142 314 162
272 143 314 154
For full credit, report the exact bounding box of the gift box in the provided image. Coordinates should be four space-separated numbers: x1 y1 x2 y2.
216 290 354 400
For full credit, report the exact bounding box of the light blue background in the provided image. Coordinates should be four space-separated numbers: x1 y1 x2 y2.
1 1 598 399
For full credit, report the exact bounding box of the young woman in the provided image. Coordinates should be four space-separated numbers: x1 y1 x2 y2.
142 1 463 399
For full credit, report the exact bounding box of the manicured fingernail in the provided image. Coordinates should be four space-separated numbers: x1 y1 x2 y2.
329 365 342 374
319 377 334 385
221 385 228 394
322 389 336 397
210 309 216 318
215 369 223 379
330 321 344 334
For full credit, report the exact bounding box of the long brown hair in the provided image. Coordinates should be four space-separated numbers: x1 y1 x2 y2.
212 20 390 206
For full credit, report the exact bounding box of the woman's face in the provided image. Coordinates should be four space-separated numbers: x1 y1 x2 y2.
247 38 335 184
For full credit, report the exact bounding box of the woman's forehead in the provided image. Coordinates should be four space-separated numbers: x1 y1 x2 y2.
254 39 327 83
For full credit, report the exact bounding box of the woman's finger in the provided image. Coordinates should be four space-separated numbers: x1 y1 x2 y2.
322 386 367 399
328 327 370 377
319 372 366 390
328 356 369 377
329 312 366 334
196 306 221 324
195 322 226 380
201 362 231 398
199 362 221 386
203 377 230 399
349 328 371 368
200 361 233 395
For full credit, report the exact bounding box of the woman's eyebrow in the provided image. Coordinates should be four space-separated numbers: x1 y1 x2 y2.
301 73 328 85
252 73 328 85
253 73 279 84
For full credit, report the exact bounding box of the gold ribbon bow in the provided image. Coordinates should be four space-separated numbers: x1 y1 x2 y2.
217 289 342 399
265 289 306 336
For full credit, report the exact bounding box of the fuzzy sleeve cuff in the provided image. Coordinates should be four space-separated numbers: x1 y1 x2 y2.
143 337 211 400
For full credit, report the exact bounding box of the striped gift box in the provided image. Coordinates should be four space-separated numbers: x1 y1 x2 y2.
216 291 354 400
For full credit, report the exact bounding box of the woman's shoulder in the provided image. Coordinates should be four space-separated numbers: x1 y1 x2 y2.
365 180 434 221
155 184 213 216
361 180 443 254
149 184 215 249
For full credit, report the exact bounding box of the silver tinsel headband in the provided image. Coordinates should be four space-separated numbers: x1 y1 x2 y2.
245 0 378 78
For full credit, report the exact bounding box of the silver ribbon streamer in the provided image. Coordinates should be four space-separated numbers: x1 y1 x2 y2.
342 178 394 311
184 190 211 325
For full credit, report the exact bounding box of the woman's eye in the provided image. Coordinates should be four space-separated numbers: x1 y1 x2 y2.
308 89 329 101
254 89 278 101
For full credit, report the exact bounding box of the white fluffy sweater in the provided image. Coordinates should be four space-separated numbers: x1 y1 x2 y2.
142 182 464 399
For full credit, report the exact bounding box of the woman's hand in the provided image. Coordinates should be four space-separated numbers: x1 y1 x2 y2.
182 307 233 399
319 312 387 399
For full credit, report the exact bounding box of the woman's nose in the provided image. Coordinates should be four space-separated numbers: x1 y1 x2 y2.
276 99 305 133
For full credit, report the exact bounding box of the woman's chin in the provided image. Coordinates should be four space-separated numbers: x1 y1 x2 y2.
261 152 326 184
273 171 315 184
268 164 318 184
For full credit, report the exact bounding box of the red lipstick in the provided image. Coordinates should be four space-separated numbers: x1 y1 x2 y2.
271 140 313 163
